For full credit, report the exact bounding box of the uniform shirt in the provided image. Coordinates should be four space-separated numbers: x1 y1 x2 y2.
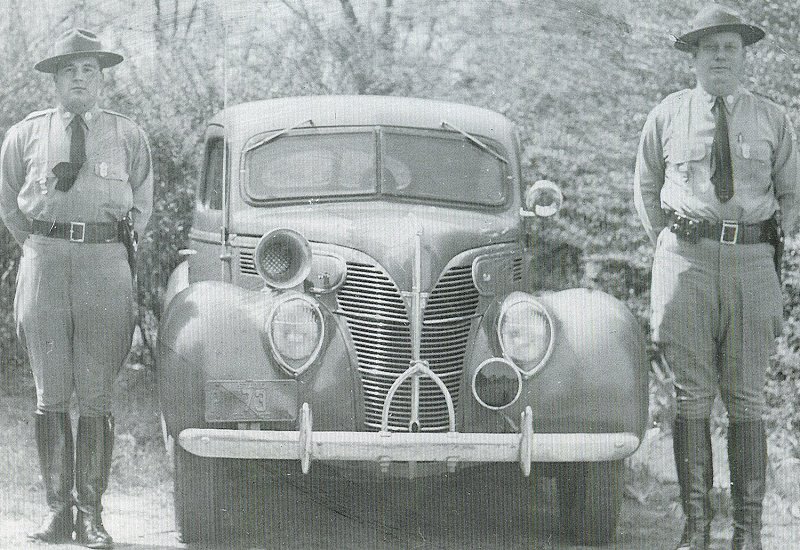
0 105 153 245
634 85 799 245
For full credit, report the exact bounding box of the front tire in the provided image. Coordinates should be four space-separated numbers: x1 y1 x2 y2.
556 460 624 545
173 446 221 542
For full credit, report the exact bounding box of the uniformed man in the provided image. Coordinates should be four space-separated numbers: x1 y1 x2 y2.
0 29 153 548
634 5 798 550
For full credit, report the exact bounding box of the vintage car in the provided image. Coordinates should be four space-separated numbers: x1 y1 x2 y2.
157 95 649 544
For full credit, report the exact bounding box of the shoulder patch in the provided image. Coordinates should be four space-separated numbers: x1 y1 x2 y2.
22 108 55 121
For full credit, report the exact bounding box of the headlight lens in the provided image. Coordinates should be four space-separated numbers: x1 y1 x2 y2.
497 292 554 376
267 294 324 376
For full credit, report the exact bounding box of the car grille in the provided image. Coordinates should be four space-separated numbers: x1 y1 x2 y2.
239 249 258 276
337 262 480 432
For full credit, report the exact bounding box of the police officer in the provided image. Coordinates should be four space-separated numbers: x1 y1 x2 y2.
634 5 799 550
0 29 153 548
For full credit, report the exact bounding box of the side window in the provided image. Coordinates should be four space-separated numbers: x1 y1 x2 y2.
202 137 224 210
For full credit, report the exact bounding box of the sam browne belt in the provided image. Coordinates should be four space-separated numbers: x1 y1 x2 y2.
31 219 123 243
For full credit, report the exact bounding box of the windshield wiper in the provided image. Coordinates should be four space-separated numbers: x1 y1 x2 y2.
243 118 315 153
440 120 508 164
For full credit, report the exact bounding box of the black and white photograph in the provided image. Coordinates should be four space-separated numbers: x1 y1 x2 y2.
0 1 799 549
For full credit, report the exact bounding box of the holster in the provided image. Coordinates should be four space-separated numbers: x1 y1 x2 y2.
120 213 137 278
766 215 784 282
669 213 701 243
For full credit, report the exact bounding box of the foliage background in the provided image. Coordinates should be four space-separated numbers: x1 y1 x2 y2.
0 0 798 458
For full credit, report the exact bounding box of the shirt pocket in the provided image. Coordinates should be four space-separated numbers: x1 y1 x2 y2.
733 139 772 190
24 161 57 196
666 141 709 191
95 160 132 212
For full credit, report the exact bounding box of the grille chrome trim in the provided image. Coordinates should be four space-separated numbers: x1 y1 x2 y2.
337 254 480 432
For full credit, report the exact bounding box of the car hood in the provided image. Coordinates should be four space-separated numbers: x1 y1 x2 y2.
231 201 521 290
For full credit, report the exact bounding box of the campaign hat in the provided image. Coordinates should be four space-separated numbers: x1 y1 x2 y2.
674 4 764 52
35 28 123 73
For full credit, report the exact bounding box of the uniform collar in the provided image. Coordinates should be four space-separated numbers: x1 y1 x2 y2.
56 104 101 129
694 85 745 113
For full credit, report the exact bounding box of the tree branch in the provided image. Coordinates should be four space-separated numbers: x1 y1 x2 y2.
338 0 360 33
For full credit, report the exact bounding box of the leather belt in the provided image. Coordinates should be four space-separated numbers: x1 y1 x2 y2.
31 219 122 243
666 211 771 245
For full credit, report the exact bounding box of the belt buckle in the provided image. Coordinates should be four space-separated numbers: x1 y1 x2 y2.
720 220 739 244
69 222 86 243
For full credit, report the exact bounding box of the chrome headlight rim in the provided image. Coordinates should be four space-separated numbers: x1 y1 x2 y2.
496 292 555 379
471 357 523 411
266 292 325 377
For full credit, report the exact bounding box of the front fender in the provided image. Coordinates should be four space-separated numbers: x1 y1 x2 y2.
162 260 189 312
465 288 649 439
156 281 358 438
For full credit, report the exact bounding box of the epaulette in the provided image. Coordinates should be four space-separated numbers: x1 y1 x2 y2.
751 90 783 110
100 108 135 123
661 88 691 104
22 108 55 121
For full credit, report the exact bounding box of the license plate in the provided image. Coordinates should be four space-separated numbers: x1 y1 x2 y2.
205 380 298 422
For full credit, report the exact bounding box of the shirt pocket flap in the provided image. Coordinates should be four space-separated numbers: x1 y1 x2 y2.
670 141 708 165
94 162 129 181
738 140 771 162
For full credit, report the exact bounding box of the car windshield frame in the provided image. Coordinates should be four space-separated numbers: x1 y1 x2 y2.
240 125 510 208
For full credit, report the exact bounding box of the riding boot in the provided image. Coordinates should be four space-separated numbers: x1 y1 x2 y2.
74 415 114 549
728 420 767 550
27 411 74 542
673 417 713 550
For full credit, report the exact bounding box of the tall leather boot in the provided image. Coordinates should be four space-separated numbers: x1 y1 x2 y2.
728 420 767 550
673 417 713 550
27 411 74 542
74 415 114 549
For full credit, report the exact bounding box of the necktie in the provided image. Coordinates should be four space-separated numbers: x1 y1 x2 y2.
53 115 86 192
710 97 734 203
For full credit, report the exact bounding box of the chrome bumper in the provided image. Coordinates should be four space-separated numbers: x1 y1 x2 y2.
179 404 640 477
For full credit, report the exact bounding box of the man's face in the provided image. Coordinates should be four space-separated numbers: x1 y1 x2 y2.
54 56 102 113
692 32 745 96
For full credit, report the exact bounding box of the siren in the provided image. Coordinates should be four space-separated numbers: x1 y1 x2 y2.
254 228 312 289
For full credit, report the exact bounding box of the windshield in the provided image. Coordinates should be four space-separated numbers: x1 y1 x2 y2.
244 127 508 206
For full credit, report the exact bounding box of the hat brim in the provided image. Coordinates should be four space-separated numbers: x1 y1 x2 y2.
34 51 123 73
674 23 765 52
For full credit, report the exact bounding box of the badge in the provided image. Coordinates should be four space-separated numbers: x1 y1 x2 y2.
741 143 751 159
38 176 48 195
97 162 108 177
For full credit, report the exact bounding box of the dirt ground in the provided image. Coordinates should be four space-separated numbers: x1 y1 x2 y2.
1 368 798 550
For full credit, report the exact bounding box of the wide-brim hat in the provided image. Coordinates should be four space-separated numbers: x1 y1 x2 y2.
674 4 765 52
35 28 123 73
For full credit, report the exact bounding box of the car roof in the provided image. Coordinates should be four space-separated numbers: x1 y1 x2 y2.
209 95 516 144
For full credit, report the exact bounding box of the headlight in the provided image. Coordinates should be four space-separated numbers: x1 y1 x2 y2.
266 293 324 376
496 292 554 377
